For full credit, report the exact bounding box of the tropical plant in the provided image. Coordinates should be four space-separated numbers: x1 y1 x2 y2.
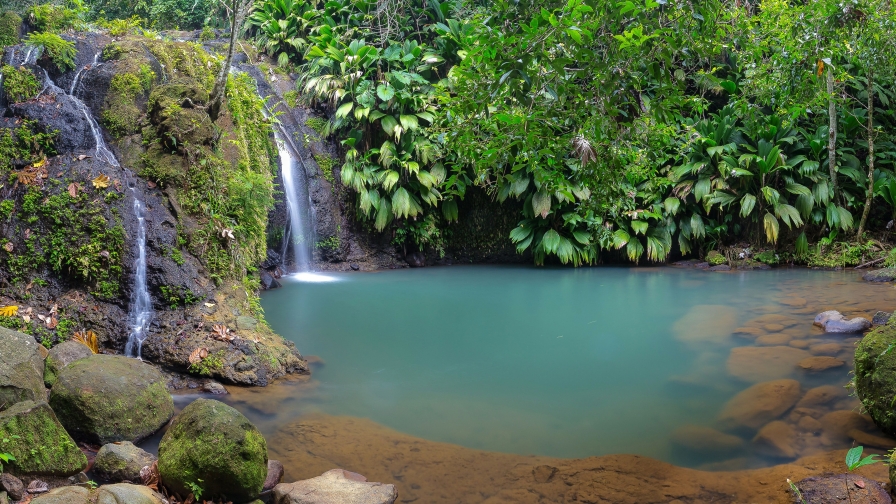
26 31 77 72
0 452 15 473
248 0 319 66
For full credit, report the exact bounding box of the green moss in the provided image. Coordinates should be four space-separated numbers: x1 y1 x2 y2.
158 399 267 502
188 350 224 376
754 250 778 265
0 65 39 103
0 400 87 476
282 89 299 108
159 284 200 308
313 153 336 185
706 250 726 266
855 320 896 435
0 11 21 47
103 72 146 137
305 116 328 137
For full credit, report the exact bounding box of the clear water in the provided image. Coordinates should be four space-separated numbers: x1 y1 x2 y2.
251 267 896 468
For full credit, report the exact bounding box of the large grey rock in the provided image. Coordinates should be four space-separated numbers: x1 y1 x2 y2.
49 354 173 444
9 86 97 155
29 486 90 504
94 442 157 483
43 340 93 387
0 327 47 411
96 483 166 504
0 474 23 501
0 401 86 476
863 268 896 282
874 311 892 326
159 399 267 502
273 469 398 504
813 311 871 333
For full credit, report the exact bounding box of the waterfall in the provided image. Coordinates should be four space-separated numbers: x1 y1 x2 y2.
69 52 100 95
124 186 152 359
273 129 312 270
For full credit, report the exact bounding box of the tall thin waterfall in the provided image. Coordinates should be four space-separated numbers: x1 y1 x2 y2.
273 129 312 270
124 186 152 359
69 51 100 95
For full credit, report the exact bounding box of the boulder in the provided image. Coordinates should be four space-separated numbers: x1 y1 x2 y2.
9 87 97 155
94 442 157 483
0 400 86 476
798 356 845 372
726 346 810 382
264 460 285 492
863 268 896 282
273 469 398 504
825 317 871 333
752 421 796 458
819 410 870 439
29 486 90 504
855 322 896 435
49 354 173 444
43 341 93 387
0 474 23 501
796 385 847 409
96 483 166 504
0 327 47 411
799 474 890 504
874 311 892 326
718 379 801 430
670 425 744 455
814 310 843 327
159 399 267 502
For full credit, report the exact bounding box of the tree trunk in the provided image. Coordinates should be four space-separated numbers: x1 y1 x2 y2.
208 0 246 122
826 66 839 201
858 70 875 237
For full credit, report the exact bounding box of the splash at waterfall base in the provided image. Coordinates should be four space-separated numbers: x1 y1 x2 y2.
0 32 307 385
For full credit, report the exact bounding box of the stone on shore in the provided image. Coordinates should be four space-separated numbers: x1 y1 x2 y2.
49 354 174 444
798 474 891 504
814 311 871 333
0 400 86 476
0 327 47 411
863 268 896 282
159 399 267 502
0 474 23 501
273 469 398 504
29 486 90 504
94 442 157 483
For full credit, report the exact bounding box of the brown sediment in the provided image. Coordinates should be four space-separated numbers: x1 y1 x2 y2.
266 413 889 504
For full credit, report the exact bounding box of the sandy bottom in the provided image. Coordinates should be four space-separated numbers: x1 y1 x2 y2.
263 412 889 504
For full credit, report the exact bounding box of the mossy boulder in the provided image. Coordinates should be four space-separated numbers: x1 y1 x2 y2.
94 441 157 482
0 11 21 47
0 327 47 412
706 250 727 266
29 486 90 504
43 340 93 387
855 320 896 435
49 354 174 444
147 79 214 152
96 483 166 504
159 399 267 502
0 400 86 476
863 268 896 282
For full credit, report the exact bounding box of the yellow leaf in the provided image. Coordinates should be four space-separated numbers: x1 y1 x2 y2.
32 158 46 168
92 174 111 189
73 330 99 353
0 305 19 317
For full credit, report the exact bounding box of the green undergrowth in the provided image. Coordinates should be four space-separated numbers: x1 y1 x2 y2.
0 120 55 177
25 32 76 72
0 11 21 47
0 64 38 103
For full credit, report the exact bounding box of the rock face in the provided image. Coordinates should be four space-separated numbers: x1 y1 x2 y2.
718 379 802 430
9 86 97 154
159 399 267 502
273 469 398 504
96 483 167 504
863 268 896 282
94 441 157 482
0 327 47 411
873 311 892 326
799 474 891 504
814 310 871 333
49 354 174 444
0 401 86 476
29 486 91 504
43 340 93 387
855 321 896 435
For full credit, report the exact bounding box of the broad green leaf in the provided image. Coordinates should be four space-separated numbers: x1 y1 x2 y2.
542 229 561 253
775 203 803 228
845 446 863 470
441 199 458 222
391 187 412 218
335 102 353 118
510 224 533 243
740 194 756 217
572 230 590 245
376 84 395 101
532 190 551 218
612 229 630 249
375 198 392 231
382 170 399 191
763 212 779 243
631 220 648 235
626 239 644 263
691 213 705 239
431 163 446 184
511 176 530 196
381 115 398 135
399 114 419 131
556 236 575 263
663 197 680 215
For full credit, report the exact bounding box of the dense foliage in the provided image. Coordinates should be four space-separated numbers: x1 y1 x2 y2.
247 0 896 264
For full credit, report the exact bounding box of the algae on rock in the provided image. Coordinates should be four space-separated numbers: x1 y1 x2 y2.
855 319 896 435
0 400 87 477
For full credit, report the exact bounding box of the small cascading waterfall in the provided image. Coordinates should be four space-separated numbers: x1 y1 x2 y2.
273 129 313 271
5 43 154 357
123 181 152 359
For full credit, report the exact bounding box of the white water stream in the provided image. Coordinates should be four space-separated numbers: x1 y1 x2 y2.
273 130 312 270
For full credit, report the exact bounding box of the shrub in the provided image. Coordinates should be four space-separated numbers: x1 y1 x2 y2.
26 2 84 32
0 64 39 103
0 11 22 47
26 32 76 72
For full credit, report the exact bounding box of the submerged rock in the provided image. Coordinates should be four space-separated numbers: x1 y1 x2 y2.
726 346 810 382
94 441 157 483
798 474 891 504
855 322 896 435
0 327 47 411
670 425 744 455
798 356 845 372
718 379 801 430
159 399 267 502
49 354 174 444
751 421 796 458
43 340 93 387
863 268 896 282
272 469 398 504
796 385 847 409
29 486 90 504
95 483 166 504
673 305 738 345
0 401 86 476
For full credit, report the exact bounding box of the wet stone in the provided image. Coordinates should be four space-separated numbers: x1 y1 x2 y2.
718 379 801 430
798 356 845 372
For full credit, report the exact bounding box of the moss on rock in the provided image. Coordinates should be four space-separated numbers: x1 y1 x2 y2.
49 354 174 444
706 250 727 266
0 326 47 411
0 12 21 47
0 400 86 476
158 399 267 502
855 320 896 435
0 64 39 103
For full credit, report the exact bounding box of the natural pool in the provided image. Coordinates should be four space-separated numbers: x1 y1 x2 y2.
228 266 896 472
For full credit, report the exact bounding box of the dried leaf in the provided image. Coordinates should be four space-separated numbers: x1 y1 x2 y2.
68 182 80 198
92 174 111 189
140 460 160 491
0 305 19 317
203 303 215 308
855 480 866 489
3 242 12 253
188 347 209 365
77 154 88 160
27 479 49 494
49 304 58 315
147 180 157 189
211 324 232 341
113 179 122 192
46 316 58 329
15 170 37 185
73 331 99 354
